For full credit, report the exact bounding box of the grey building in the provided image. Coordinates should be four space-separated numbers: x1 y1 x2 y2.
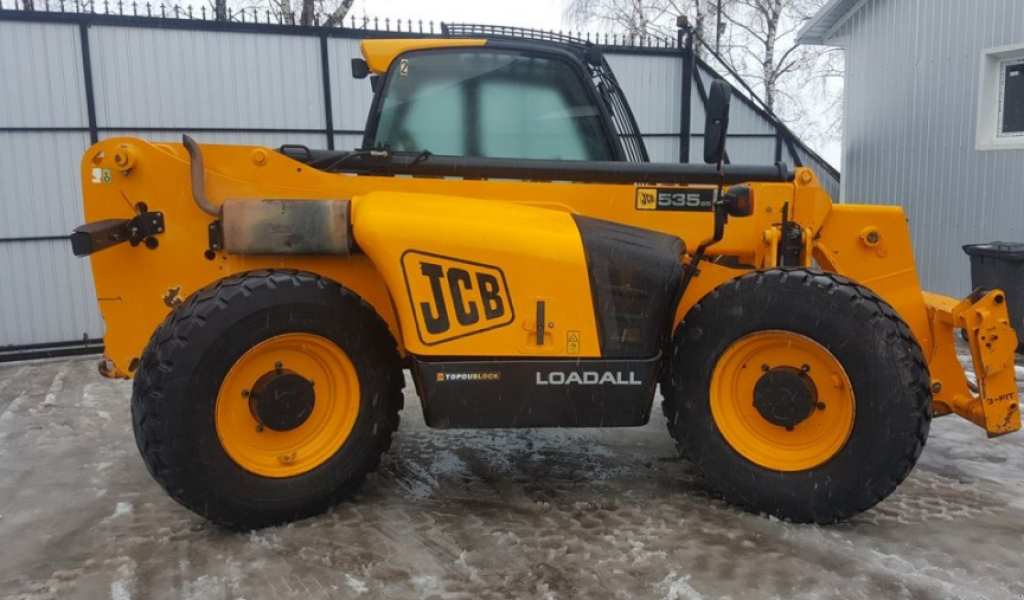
799 0 1024 297
0 7 837 357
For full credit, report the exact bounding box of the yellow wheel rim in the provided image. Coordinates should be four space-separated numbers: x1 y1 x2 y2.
710 331 855 472
215 333 360 478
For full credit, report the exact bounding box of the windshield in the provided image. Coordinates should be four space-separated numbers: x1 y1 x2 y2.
370 49 617 161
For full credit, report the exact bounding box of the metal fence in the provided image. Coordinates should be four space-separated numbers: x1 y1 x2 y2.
0 5 839 359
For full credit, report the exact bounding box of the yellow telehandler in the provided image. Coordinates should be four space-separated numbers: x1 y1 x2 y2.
72 31 1019 529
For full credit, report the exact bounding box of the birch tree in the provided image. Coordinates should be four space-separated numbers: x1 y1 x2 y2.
564 0 721 56
324 0 355 27
268 0 352 26
564 0 842 146
719 0 840 142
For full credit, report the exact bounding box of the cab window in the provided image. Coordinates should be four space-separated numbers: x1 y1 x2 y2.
370 49 617 161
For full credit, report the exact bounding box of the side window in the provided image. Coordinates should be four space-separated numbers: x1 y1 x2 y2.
999 59 1024 138
371 50 617 161
976 44 1024 151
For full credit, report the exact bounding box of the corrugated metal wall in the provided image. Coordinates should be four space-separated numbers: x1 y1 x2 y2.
0 21 103 348
0 14 839 351
836 0 1024 296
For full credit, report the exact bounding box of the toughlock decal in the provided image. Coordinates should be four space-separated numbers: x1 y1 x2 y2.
401 250 515 345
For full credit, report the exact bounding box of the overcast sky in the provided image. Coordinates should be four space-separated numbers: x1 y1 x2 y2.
351 0 568 30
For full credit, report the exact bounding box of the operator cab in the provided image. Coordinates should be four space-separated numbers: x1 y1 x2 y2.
353 33 649 163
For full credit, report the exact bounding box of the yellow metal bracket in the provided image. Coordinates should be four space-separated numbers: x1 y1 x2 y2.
924 290 1020 437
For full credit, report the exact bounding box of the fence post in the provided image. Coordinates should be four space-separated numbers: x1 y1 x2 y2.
678 18 694 163
79 23 99 144
319 34 334 150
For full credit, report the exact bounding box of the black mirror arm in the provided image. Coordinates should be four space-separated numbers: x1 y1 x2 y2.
678 196 728 300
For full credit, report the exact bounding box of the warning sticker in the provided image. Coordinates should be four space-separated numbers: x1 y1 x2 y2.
567 330 580 355
91 167 112 184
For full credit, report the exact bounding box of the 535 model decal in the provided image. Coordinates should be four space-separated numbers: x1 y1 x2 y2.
635 187 717 212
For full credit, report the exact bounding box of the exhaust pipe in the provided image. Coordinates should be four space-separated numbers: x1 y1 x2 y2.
183 134 221 217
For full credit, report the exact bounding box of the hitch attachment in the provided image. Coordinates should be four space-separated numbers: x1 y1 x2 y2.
71 208 165 257
925 290 1020 437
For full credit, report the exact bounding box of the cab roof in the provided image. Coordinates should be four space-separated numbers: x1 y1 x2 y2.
359 39 487 74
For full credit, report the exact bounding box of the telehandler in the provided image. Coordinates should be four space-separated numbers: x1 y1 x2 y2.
73 28 1020 529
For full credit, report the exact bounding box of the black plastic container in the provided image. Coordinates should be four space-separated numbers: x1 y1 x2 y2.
963 242 1024 351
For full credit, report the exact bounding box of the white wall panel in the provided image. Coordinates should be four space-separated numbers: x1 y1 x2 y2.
0 21 87 128
640 137 679 163
333 133 365 151
101 130 324 149
840 0 1024 296
0 131 91 238
90 27 324 130
0 239 103 347
606 54 682 134
328 37 376 133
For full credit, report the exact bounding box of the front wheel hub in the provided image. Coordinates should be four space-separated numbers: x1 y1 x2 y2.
753 367 818 429
249 368 316 432
710 331 856 472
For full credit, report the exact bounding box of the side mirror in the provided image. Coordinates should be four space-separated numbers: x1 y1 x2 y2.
704 80 732 165
351 58 370 79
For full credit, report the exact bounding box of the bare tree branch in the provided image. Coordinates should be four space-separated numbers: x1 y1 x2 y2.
324 0 354 27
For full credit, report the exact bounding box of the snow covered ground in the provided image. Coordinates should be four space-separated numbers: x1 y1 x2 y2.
1 353 1023 600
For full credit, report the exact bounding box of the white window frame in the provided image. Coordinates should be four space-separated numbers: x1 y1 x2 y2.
976 42 1024 151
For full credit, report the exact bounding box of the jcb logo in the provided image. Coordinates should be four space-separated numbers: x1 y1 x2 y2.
636 188 657 210
401 251 514 345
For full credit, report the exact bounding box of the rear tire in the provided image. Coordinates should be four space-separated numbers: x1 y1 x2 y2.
662 269 931 523
131 270 403 529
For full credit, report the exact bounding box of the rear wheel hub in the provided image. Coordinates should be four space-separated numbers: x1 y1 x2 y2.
215 333 361 478
753 367 818 429
249 369 316 432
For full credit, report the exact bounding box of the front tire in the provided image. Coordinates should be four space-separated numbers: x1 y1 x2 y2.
131 270 403 529
662 269 931 523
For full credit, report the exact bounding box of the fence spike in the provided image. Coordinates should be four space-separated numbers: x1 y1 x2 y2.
429 20 434 34
373 16 377 29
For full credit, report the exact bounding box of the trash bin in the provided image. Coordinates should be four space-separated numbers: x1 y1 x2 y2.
963 242 1024 352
